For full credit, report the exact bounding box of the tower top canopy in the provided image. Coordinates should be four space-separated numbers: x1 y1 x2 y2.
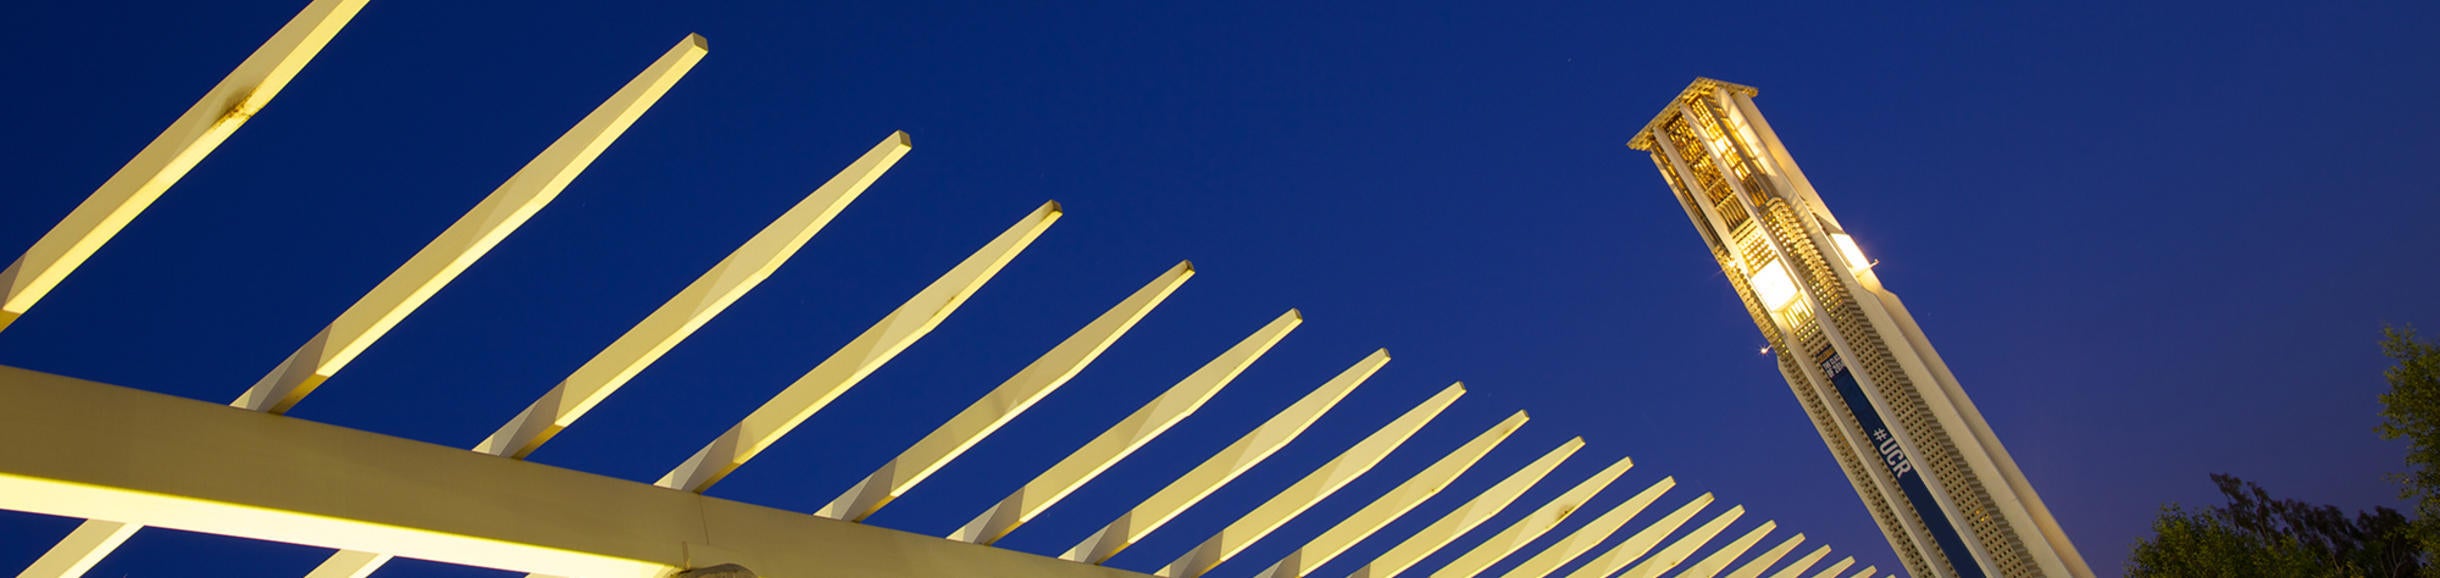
1627 77 1759 151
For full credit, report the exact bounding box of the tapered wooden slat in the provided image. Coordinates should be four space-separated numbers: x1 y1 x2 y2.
1723 534 1805 578
820 261 1195 521
1674 520 1775 578
306 131 910 578
1156 383 1467 578
231 33 708 415
1614 506 1744 578
0 0 367 336
655 202 1060 493
1500 478 1677 577
1571 494 1720 578
1350 438 1583 578
954 309 1301 544
1843 566 1876 578
1258 411 1530 578
1763 546 1832 578
1064 349 1390 564
478 131 911 459
1433 456 1637 578
1807 557 1855 578
25 33 707 578
13 522 139 578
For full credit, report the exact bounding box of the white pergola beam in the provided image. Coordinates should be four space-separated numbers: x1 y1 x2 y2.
1259 411 1530 578
1156 383 1467 578
655 201 1061 492
1807 557 1855 578
23 34 708 578
478 131 912 459
1501 478 1678 578
1723 534 1805 578
1763 546 1832 578
231 33 709 415
1673 520 1775 578
822 261 1195 521
0 0 367 335
1064 349 1390 564
305 131 911 578
1844 567 1876 578
0 365 1153 578
1433 455 1637 578
1559 492 1713 578
956 309 1303 544
1350 437 1583 578
1614 506 1745 578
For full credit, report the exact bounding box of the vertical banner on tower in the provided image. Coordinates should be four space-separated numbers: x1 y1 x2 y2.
1819 352 1987 578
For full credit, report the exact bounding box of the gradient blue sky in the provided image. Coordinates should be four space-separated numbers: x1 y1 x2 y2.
3 2 2437 577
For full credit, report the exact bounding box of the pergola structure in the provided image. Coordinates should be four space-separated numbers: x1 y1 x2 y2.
1 2 1893 577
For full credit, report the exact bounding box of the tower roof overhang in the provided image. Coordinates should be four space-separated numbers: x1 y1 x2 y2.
1627 77 1759 151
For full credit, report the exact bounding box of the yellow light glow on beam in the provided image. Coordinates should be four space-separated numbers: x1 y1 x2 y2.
0 0 368 336
1747 260 1800 311
231 33 710 415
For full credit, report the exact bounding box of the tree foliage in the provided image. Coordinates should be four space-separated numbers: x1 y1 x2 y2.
2127 475 2418 577
2377 325 2440 569
2128 326 2440 577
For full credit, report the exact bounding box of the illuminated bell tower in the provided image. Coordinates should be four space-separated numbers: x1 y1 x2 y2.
1628 79 2093 578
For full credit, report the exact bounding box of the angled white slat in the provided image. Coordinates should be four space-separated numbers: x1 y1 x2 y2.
1063 349 1390 564
1723 534 1805 578
1763 546 1831 578
23 33 707 578
1563 493 1715 578
1843 567 1875 578
13 522 139 578
304 131 910 578
1259 411 1530 578
1614 506 1744 578
954 309 1302 544
1501 478 1678 578
1433 455 1637 578
477 131 911 459
230 33 708 415
1350 437 1584 578
820 261 1195 521
655 201 1061 492
1156 383 1467 578
0 0 367 336
1807 557 1854 578
1673 520 1775 578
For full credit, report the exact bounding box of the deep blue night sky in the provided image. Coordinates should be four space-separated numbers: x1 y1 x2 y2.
3 2 2437 577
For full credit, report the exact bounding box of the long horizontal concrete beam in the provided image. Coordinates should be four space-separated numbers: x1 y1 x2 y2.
0 365 1149 578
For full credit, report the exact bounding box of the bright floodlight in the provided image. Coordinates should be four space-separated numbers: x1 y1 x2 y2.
1832 233 1871 271
1747 260 1801 310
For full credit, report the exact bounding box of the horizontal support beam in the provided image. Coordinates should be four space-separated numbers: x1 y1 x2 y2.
311 130 913 578
0 365 1150 578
